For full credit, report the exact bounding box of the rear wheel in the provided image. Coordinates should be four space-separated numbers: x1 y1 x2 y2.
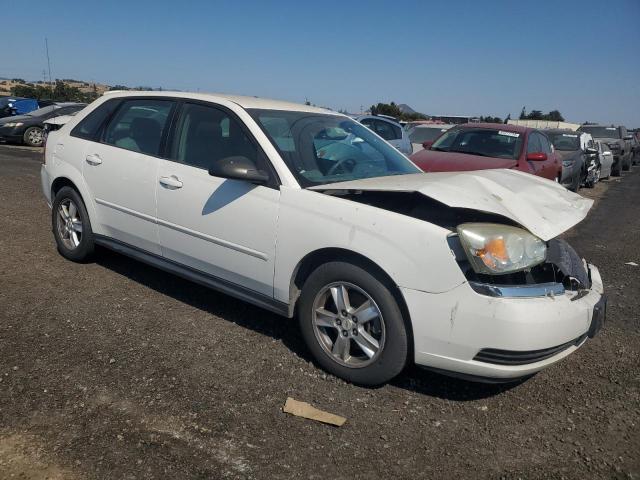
23 126 44 147
298 261 408 386
52 187 95 262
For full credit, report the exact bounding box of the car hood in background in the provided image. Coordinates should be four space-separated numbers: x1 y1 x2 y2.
309 170 593 241
0 114 32 125
44 114 74 126
410 150 517 172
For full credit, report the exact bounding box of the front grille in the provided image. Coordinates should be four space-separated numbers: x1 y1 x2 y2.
473 334 587 366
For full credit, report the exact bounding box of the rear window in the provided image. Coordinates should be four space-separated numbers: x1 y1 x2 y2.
431 128 524 160
579 126 621 139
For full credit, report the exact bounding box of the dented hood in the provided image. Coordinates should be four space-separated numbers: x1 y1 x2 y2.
309 169 593 241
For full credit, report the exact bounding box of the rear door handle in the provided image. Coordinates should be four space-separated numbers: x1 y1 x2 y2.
85 154 102 166
159 175 183 189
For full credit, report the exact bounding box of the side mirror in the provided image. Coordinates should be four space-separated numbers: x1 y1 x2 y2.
208 156 269 184
422 140 434 149
585 147 598 154
526 152 547 161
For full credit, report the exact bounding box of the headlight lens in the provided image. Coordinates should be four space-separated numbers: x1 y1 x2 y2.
608 143 620 150
562 160 574 167
457 223 546 275
3 122 23 127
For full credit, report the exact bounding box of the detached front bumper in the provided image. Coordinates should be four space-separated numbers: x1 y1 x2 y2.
403 264 605 381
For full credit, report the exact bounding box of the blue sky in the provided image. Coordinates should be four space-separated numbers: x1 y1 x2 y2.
3 0 640 126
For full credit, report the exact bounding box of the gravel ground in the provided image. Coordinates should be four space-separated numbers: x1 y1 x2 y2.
0 145 638 479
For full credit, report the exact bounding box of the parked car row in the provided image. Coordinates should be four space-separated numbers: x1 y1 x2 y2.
0 96 55 118
0 102 86 146
40 91 606 386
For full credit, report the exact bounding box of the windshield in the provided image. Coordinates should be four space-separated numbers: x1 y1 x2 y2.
546 132 580 151
408 127 447 144
580 126 620 139
430 128 524 159
249 109 420 187
26 105 59 117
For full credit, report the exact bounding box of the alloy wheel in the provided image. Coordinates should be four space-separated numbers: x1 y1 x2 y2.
27 128 43 146
312 282 385 368
56 199 83 250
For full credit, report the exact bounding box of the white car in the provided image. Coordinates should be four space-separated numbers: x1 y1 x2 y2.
356 115 412 155
406 123 455 154
595 140 614 180
41 91 606 386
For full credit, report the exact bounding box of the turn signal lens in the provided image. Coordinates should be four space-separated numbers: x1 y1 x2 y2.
457 223 546 275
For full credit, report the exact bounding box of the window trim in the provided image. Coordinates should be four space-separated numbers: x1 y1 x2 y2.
164 99 281 189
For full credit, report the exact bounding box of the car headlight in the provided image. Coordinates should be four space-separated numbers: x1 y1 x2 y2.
457 223 546 275
3 122 23 127
562 160 574 167
608 143 620 150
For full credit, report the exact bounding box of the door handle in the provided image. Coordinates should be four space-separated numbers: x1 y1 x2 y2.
85 154 102 165
159 175 183 189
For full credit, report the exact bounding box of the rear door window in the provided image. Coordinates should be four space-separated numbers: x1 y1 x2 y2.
103 99 174 156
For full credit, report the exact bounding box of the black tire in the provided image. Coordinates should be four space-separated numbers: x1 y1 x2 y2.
52 186 95 262
611 160 621 177
298 261 408 386
23 126 44 147
569 172 580 192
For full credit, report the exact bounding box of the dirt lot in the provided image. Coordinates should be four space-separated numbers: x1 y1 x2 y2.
0 145 638 479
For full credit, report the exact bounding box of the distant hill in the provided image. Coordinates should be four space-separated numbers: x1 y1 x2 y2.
398 103 418 115
0 78 111 97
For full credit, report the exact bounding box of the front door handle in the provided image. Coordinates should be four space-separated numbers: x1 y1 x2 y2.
159 175 183 189
85 154 102 166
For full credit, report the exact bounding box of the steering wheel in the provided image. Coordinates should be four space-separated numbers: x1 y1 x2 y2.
327 158 356 176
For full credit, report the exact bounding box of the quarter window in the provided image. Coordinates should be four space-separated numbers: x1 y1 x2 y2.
71 100 120 140
169 102 260 171
103 99 174 156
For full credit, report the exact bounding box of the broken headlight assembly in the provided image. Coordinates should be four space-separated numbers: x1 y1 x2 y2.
457 223 546 275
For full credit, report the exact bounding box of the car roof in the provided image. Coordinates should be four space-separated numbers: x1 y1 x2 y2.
103 90 334 115
456 122 532 134
544 129 581 134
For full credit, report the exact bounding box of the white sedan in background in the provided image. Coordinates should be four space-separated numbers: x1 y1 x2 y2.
356 115 412 155
596 140 614 179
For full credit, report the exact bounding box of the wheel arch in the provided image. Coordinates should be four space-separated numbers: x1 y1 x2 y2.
49 173 101 235
288 247 414 355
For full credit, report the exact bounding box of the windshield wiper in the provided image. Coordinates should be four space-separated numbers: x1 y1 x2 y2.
430 147 449 152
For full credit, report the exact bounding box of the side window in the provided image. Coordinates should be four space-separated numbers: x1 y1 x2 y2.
527 132 542 153
373 120 401 141
538 134 552 154
103 99 174 156
71 100 120 140
169 102 260 171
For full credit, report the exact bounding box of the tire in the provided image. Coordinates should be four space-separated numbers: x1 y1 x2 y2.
52 186 95 262
611 159 621 177
23 126 44 147
298 261 408 386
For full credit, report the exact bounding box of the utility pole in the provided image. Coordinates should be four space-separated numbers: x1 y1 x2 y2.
45 37 53 93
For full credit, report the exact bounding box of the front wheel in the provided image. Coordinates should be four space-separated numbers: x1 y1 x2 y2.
23 126 44 147
52 187 95 262
298 261 408 386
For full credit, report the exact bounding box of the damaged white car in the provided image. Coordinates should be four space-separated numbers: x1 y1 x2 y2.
40 92 606 385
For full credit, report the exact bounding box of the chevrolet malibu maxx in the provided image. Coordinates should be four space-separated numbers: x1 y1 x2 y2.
41 91 606 385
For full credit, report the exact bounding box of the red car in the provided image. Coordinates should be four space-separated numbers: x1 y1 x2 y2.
410 123 562 182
